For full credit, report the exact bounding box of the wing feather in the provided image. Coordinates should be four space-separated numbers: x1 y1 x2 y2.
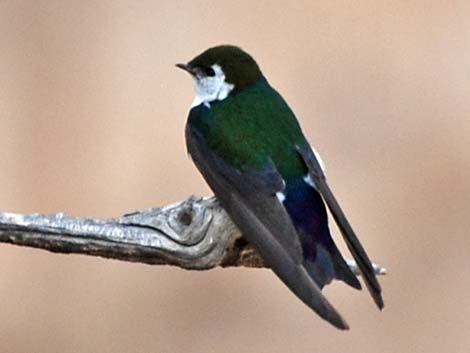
296 144 384 309
187 126 349 329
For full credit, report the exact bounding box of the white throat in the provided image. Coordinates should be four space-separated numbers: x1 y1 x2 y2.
191 64 235 108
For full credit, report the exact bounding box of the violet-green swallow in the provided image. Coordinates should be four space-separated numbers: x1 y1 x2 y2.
177 45 383 329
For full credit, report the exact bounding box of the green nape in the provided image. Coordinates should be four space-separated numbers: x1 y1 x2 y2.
188 77 309 181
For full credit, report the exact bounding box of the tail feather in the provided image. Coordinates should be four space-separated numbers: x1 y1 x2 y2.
283 177 360 290
304 243 361 290
332 249 361 289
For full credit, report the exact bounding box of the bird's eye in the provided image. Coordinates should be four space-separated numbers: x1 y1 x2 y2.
203 66 215 77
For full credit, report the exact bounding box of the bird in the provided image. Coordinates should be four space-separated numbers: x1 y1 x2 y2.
176 45 383 329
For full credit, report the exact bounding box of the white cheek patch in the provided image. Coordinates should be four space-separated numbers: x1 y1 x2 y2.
191 64 235 108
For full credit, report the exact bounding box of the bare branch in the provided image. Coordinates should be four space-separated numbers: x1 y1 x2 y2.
0 196 386 274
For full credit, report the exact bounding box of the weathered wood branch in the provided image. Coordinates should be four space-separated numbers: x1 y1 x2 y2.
0 196 386 275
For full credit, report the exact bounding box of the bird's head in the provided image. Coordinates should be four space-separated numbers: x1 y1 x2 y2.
176 45 262 107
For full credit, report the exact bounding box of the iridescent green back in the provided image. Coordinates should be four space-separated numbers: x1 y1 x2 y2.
187 77 309 181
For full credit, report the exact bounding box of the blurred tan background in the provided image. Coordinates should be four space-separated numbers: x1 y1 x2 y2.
1 1 469 352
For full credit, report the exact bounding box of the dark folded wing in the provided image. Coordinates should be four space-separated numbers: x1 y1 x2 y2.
186 126 349 329
296 144 384 309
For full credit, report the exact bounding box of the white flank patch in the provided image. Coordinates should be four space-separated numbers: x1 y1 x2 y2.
303 174 317 190
191 64 235 108
276 191 286 203
311 145 326 172
303 146 326 191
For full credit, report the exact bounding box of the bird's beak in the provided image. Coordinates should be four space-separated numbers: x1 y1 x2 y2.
175 63 197 76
